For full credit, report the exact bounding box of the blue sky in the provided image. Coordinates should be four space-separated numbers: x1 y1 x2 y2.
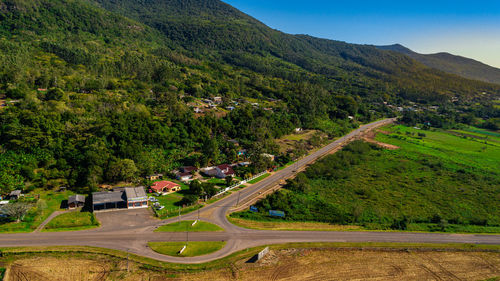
224 0 500 68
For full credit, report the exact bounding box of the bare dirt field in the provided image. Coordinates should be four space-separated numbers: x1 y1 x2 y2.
4 248 499 280
361 129 400 150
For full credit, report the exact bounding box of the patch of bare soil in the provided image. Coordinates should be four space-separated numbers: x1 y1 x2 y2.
4 249 500 280
362 129 400 150
182 248 500 281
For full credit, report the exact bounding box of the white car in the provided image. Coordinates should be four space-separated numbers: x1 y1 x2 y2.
156 206 165 210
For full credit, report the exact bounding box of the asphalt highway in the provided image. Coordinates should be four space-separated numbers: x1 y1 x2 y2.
1 118 499 264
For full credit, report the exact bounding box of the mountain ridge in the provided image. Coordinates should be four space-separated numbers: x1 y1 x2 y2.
377 44 500 84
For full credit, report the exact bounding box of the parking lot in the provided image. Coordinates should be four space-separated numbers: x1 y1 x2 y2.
95 208 156 231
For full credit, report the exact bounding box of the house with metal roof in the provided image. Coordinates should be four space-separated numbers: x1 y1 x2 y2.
125 187 148 209
92 187 148 211
92 191 126 211
8 190 21 200
68 194 86 209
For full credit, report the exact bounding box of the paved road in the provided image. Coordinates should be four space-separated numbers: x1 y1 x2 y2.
1 118 499 264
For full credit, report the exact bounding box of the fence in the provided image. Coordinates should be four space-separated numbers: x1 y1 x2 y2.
214 171 268 197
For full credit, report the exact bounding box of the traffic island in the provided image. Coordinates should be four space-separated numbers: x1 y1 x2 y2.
154 220 223 232
148 241 227 257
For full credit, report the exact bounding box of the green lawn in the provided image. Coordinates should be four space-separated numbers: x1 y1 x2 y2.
206 178 227 186
233 126 500 233
148 241 226 257
155 220 223 232
42 211 99 232
247 173 270 184
153 192 203 219
0 189 76 233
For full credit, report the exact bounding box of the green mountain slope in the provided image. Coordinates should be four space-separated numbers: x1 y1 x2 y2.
378 44 500 85
94 0 500 99
0 0 498 192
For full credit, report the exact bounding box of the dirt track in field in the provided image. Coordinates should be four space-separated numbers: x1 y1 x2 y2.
5 248 499 281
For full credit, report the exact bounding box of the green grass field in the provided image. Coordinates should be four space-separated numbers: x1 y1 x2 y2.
42 212 99 232
148 241 226 257
0 189 75 233
233 125 500 233
155 220 223 232
247 173 270 184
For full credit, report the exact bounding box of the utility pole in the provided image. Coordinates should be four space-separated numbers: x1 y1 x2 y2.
186 223 189 246
178 206 181 223
198 208 200 220
236 190 241 206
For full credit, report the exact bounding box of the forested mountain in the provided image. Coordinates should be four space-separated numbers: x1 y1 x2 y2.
94 0 500 98
0 0 498 193
378 44 500 85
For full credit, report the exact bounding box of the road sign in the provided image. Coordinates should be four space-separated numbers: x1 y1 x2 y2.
250 206 258 212
269 210 285 217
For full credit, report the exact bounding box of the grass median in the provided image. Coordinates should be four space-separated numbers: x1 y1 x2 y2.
155 220 223 232
148 241 226 257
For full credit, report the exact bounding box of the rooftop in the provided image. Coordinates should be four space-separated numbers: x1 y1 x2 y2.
92 191 125 205
68 194 86 204
125 187 147 201
151 181 180 192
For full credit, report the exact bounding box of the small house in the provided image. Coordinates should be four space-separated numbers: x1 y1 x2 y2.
180 166 197 173
151 181 181 195
68 195 86 209
213 97 223 104
261 153 276 161
146 174 164 181
177 172 193 182
9 190 21 200
215 164 236 178
201 167 219 177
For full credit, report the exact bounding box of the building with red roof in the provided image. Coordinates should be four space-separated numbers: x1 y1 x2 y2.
150 181 181 194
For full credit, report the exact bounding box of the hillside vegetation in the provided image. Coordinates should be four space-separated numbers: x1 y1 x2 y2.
0 0 498 196
233 126 500 233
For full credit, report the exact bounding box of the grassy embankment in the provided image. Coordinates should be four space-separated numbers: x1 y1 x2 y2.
0 189 75 233
148 242 227 257
42 212 99 232
231 125 500 233
155 220 223 232
247 173 270 184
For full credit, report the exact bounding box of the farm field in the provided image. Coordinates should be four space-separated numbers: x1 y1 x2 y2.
42 212 99 232
2 245 499 280
233 125 500 233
